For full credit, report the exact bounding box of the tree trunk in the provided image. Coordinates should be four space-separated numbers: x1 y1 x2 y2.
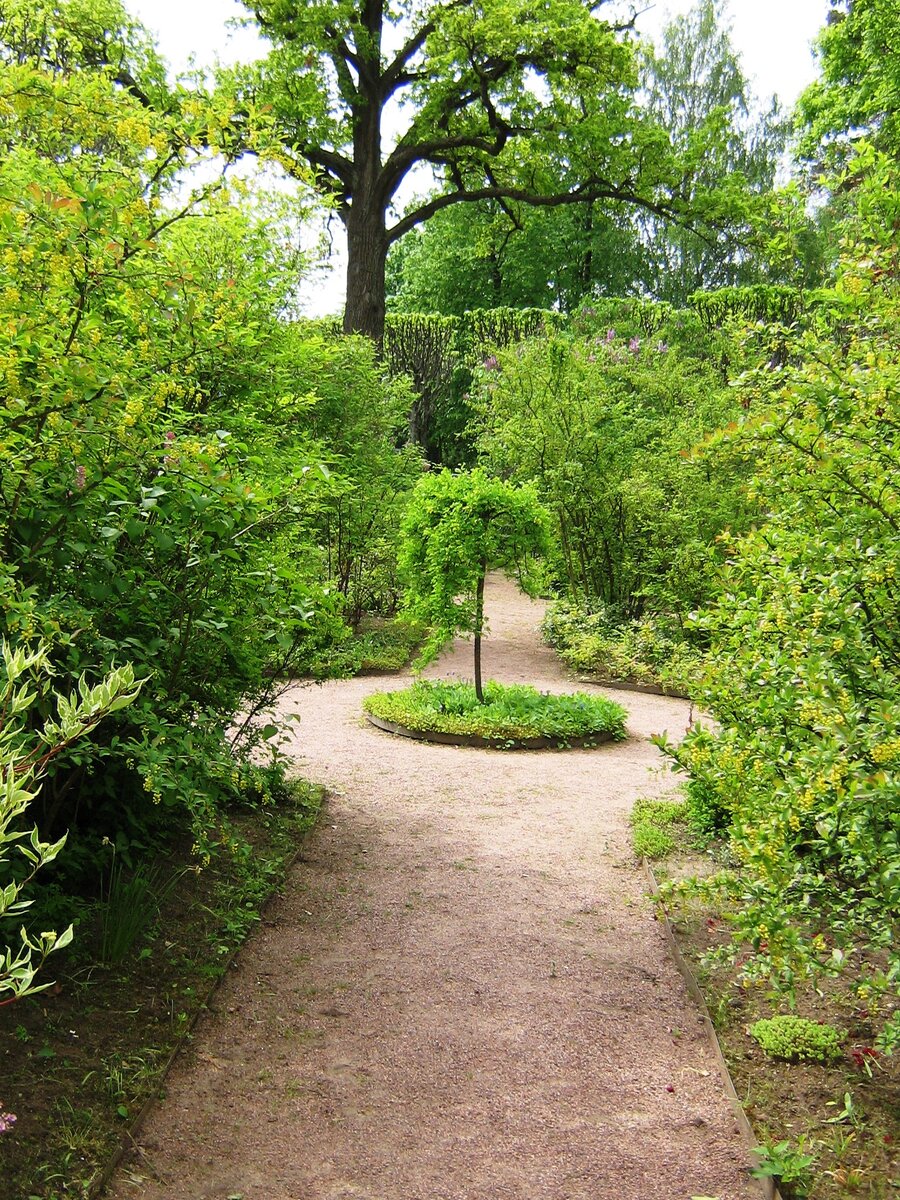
473 565 486 703
344 204 389 345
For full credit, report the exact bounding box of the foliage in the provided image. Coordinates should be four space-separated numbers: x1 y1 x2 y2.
399 470 550 698
637 0 791 303
1 642 139 1003
541 600 702 695
632 822 675 860
239 0 768 338
475 316 754 621
630 797 689 860
363 680 627 744
749 1016 844 1065
658 159 900 1048
750 1138 816 1197
382 308 557 464
386 196 645 316
797 0 900 169
0 14 413 873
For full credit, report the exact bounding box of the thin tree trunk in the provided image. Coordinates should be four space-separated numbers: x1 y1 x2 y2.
474 564 486 703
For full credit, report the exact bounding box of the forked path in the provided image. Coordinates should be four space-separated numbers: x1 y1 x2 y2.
109 576 757 1200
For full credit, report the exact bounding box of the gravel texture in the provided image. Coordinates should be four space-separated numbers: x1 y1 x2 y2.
107 575 758 1200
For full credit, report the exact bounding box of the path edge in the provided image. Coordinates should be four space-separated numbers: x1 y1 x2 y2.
365 712 617 750
642 860 784 1200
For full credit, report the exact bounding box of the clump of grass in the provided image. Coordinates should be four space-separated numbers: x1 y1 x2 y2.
363 679 627 743
749 1015 844 1065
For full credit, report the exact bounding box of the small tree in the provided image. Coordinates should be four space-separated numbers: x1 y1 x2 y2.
399 470 549 701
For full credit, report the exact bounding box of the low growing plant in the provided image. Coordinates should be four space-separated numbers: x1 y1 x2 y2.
364 679 627 744
749 1016 844 1065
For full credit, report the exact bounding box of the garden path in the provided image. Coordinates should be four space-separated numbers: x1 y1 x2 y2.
107 574 758 1200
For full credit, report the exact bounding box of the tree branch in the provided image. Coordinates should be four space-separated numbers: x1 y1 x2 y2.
387 180 677 244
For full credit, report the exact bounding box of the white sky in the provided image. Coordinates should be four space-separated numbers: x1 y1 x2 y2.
128 0 829 315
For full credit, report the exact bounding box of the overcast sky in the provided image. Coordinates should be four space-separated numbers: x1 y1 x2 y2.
128 0 830 315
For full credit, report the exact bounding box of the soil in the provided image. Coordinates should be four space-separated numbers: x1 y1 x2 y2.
106 574 759 1200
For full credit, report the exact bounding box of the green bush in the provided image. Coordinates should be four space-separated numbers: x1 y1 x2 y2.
660 165 900 1049
363 680 627 743
749 1016 843 1065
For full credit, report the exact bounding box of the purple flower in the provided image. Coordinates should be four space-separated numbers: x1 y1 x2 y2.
628 337 641 353
164 431 176 444
587 353 597 363
483 354 499 371
656 341 669 354
605 328 616 343
74 464 86 490
0 1108 16 1135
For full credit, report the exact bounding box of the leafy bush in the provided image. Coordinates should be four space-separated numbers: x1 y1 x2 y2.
1 641 139 1001
749 1016 843 1065
363 680 627 743
659 167 900 1049
476 322 754 623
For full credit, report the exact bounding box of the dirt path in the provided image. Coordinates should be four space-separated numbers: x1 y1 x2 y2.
109 575 757 1200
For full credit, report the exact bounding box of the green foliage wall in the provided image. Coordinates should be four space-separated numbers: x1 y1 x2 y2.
0 39 418 870
475 306 752 623
663 172 900 1047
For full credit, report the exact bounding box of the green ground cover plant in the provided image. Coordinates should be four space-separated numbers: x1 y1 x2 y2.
364 680 627 745
749 1016 844 1065
541 600 702 695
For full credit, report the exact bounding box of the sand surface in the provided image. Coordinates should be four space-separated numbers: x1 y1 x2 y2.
108 574 757 1200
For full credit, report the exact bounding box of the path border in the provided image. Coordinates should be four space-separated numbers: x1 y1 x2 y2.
643 860 783 1200
364 712 618 751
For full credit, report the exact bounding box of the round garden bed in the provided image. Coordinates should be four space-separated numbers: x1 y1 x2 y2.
363 680 627 750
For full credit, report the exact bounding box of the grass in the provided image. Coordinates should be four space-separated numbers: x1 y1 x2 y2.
363 678 628 743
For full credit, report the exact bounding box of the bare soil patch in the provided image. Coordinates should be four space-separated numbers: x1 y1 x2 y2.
105 575 761 1200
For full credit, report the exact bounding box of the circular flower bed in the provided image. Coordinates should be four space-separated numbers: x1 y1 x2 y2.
363 679 627 749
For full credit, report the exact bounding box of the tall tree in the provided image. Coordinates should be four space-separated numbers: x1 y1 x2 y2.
797 0 900 170
636 0 788 303
243 0 690 341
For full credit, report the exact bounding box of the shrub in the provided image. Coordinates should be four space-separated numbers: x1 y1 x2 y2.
749 1016 843 1065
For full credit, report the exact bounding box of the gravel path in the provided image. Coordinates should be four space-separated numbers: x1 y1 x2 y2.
108 575 758 1200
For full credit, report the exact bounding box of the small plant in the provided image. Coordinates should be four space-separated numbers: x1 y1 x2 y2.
632 821 675 859
99 850 185 965
630 796 689 859
751 1137 816 1197
749 1015 843 1064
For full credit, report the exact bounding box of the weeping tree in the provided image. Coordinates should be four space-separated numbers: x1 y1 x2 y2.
399 470 549 701
239 0 714 341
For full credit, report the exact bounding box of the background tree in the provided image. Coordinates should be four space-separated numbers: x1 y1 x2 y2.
635 0 789 303
386 198 644 315
797 0 900 171
241 0 711 341
399 470 549 701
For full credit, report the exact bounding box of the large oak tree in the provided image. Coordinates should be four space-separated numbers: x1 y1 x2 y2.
243 0 685 340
